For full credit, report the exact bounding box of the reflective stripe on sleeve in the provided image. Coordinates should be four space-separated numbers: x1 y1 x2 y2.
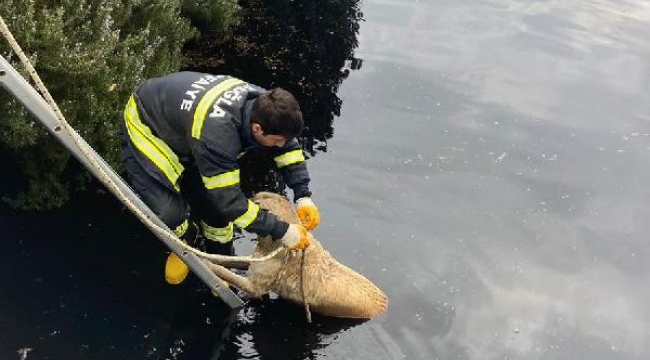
233 200 260 229
192 78 245 139
202 169 240 190
274 149 305 168
173 219 189 236
202 221 234 243
124 96 184 190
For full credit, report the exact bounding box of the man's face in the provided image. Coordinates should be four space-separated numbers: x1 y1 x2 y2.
251 123 289 147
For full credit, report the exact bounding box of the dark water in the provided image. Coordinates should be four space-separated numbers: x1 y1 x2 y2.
2 0 650 359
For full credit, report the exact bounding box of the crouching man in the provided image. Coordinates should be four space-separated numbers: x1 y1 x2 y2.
119 72 321 284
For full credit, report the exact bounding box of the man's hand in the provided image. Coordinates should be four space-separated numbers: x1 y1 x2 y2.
296 197 320 230
280 224 310 250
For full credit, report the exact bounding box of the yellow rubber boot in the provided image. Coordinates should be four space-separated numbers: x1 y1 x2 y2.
165 252 189 285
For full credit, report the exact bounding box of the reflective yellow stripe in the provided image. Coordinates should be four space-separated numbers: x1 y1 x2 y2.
124 96 184 189
233 200 260 229
173 219 189 236
274 150 305 168
202 221 234 243
192 78 245 139
202 169 240 190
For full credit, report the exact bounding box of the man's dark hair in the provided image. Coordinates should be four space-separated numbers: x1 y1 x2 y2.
251 88 303 138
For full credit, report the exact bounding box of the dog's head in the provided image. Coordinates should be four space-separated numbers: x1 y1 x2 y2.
252 192 321 252
252 192 302 225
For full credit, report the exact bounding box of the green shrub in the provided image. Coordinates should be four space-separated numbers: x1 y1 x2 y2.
0 0 238 210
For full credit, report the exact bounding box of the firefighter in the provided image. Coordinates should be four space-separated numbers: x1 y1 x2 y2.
119 72 321 285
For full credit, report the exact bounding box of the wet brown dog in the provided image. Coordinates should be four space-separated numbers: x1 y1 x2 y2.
204 192 388 319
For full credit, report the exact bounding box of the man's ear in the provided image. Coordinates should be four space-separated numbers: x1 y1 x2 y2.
251 123 262 134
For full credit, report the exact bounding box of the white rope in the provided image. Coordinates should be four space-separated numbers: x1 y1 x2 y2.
300 249 312 323
0 15 281 264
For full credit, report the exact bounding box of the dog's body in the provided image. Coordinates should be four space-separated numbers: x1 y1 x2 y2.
205 192 388 319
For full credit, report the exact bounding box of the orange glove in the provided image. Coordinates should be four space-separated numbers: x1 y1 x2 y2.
280 224 310 250
296 197 320 230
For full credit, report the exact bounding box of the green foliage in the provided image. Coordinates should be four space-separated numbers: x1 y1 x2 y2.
181 0 240 33
0 0 228 210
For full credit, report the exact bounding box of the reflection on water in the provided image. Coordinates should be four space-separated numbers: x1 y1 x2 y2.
218 301 364 359
309 1 650 359
184 0 364 197
184 0 364 152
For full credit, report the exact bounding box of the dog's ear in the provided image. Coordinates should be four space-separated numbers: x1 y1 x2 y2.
252 192 278 211
252 191 288 204
251 192 265 204
252 192 299 223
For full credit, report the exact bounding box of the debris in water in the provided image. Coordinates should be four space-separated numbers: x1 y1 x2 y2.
17 348 33 360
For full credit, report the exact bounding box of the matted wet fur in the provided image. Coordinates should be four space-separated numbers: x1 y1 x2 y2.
204 192 388 319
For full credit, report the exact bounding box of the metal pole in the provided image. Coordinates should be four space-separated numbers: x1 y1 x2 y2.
0 56 244 308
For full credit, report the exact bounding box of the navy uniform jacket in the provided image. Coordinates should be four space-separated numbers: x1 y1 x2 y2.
123 72 311 239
